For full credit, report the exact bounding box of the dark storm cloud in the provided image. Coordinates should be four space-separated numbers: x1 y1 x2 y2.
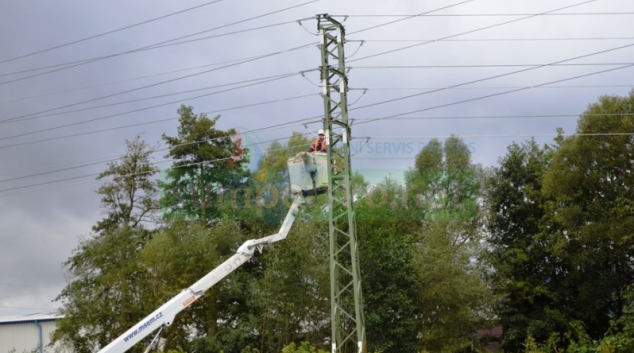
0 0 633 315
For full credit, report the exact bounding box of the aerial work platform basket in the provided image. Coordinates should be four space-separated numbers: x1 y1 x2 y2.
287 152 328 196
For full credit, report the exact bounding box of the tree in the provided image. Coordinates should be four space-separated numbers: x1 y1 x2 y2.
485 139 566 351
53 227 156 353
53 136 159 353
93 135 159 233
541 91 634 340
487 90 634 351
249 132 313 228
416 221 492 353
161 105 249 224
354 135 492 353
405 136 479 225
406 136 491 352
248 220 330 353
139 219 248 353
228 132 332 353
356 178 423 353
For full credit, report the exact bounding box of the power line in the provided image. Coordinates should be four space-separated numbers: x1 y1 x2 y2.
0 71 317 146
11 41 631 190
0 155 118 179
0 105 326 189
350 63 634 69
11 1 612 180
0 91 315 150
0 0 224 65
0 136 315 195
0 112 329 195
0 159 118 185
0 282 64 289
348 0 475 35
368 132 634 139
0 0 319 86
348 42 634 112
348 0 599 62
352 113 634 121
3 71 313 125
5 127 634 196
11 110 630 191
337 12 634 18
123 20 305 56
354 64 634 126
0 110 323 183
0 52 303 105
350 85 634 90
350 37 634 43
0 42 316 125
0 305 58 311
0 20 300 80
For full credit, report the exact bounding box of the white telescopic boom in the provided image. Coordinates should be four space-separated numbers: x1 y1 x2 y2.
97 196 303 353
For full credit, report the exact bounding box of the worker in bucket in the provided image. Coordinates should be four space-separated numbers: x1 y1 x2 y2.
309 129 328 152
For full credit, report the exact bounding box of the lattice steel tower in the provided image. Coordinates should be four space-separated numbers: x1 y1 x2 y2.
317 14 366 353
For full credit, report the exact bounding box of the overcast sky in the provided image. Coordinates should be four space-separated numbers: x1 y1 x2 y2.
0 0 633 317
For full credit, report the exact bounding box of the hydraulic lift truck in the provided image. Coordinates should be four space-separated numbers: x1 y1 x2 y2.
97 153 328 353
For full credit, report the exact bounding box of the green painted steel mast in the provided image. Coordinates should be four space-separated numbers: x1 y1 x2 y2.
317 14 366 353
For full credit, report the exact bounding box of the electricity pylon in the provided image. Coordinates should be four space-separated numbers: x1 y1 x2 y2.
317 14 366 353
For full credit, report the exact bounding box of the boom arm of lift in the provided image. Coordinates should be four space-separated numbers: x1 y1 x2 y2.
97 196 304 353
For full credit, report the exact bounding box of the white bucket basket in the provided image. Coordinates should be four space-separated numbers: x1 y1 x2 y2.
287 152 329 195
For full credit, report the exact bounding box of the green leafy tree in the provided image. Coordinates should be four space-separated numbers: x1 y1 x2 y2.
406 136 491 352
416 221 492 353
248 220 330 353
93 135 159 233
161 105 249 224
541 91 634 340
250 132 313 228
53 227 156 353
356 178 423 353
53 136 159 353
229 132 331 353
355 138 492 353
140 219 247 352
405 136 479 223
487 91 634 351
280 342 328 353
485 139 566 351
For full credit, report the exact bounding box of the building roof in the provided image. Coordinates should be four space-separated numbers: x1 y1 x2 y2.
0 312 62 324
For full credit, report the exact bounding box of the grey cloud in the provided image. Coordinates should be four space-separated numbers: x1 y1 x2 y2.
0 0 633 315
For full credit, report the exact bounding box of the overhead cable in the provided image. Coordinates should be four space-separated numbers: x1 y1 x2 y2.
349 41 634 112
351 113 634 121
350 85 634 90
3 72 312 124
354 64 634 126
0 20 300 79
0 0 319 86
4 127 634 196
348 0 476 35
348 0 599 62
369 132 634 138
337 12 634 18
350 63 634 69
350 37 634 43
0 53 307 104
0 70 317 145
0 0 224 65
0 43 316 125
0 136 315 195
0 116 317 180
